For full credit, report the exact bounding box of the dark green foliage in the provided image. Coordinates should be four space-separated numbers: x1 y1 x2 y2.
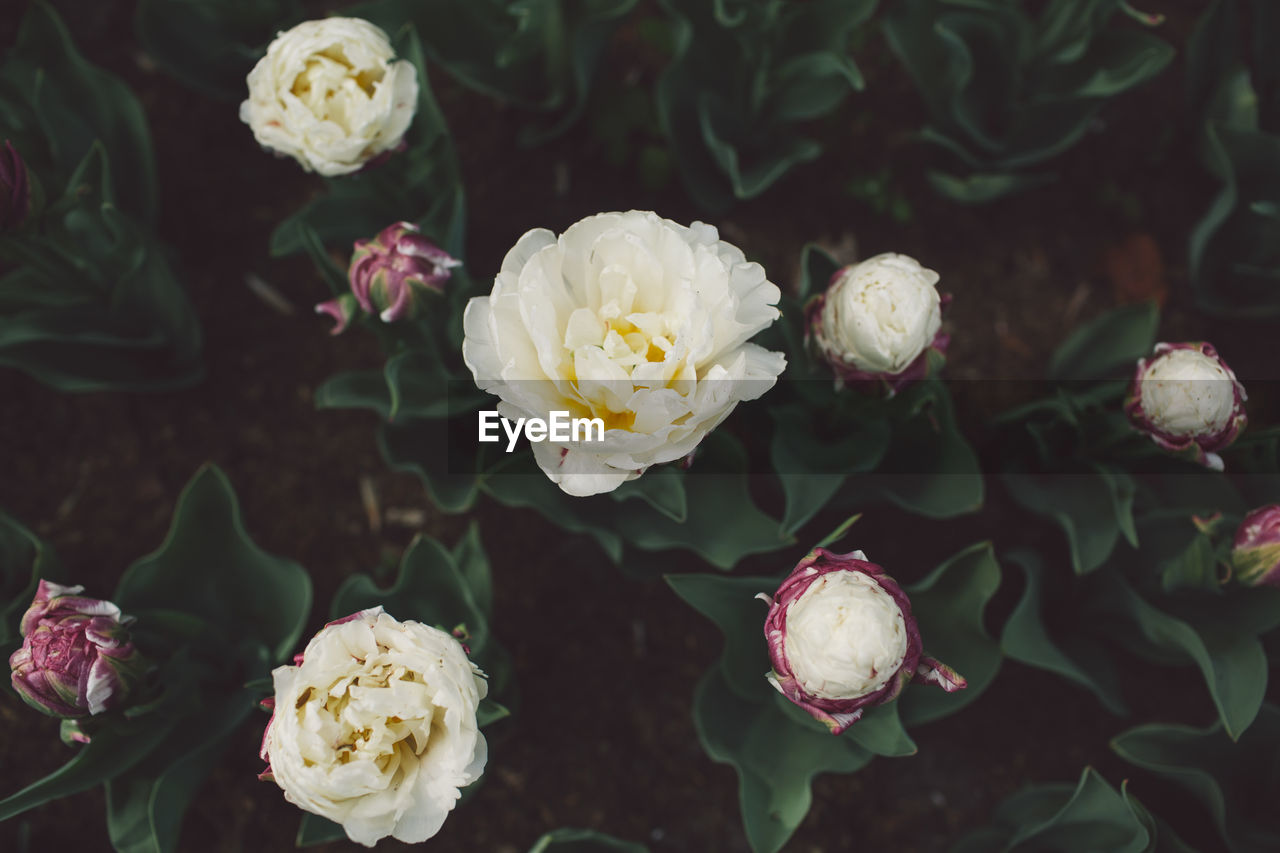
655 0 878 211
668 540 1002 853
0 466 313 853
1187 0 1280 315
0 2 203 392
952 767 1195 852
885 0 1174 201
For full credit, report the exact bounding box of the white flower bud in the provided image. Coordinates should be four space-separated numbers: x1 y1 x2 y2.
783 570 908 700
1139 347 1236 438
240 18 418 176
814 253 942 377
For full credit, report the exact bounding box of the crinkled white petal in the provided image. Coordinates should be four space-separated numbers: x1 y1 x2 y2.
1141 349 1236 437
462 211 785 495
784 572 908 700
264 608 487 847
818 252 942 375
240 18 419 176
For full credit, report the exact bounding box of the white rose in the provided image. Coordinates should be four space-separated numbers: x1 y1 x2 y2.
814 252 942 376
463 210 786 497
780 570 908 700
1140 347 1237 438
240 18 418 176
261 608 487 847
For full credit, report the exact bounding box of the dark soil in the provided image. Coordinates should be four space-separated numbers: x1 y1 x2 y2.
1 1 1275 851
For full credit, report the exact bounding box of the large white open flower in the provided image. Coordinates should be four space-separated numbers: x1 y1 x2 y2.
261 608 487 847
240 18 418 176
463 210 786 496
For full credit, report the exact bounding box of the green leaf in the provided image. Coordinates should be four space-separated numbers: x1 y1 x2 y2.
886 0 1173 202
528 827 650 853
0 139 203 393
859 381 984 519
113 465 312 666
0 713 177 822
608 465 687 524
134 0 301 101
330 532 511 697
1112 705 1280 853
693 665 873 853
0 511 56 648
666 573 775 702
483 433 786 573
999 551 1127 715
105 688 258 853
1103 575 1266 740
927 169 1055 203
1048 302 1160 381
899 542 1003 726
380 417 482 514
770 401 889 537
654 0 876 210
296 814 346 847
952 767 1162 853
3 1 157 220
1003 467 1137 574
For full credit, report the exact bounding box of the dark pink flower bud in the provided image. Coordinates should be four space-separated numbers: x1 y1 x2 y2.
8 580 144 718
1233 505 1280 587
1 140 31 231
758 549 964 735
347 222 460 324
1124 342 1247 471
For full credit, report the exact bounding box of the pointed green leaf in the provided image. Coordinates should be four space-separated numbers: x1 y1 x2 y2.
693 665 873 853
113 465 312 666
1003 467 1137 574
1104 576 1266 740
1112 705 1280 853
899 542 1003 726
331 532 511 697
0 511 56 648
528 827 649 853
1000 551 1127 715
1047 302 1159 382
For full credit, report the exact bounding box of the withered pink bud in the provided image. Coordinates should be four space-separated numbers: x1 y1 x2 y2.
1124 342 1247 471
348 222 460 323
758 549 964 735
1233 505 1280 587
8 580 145 718
1 139 31 231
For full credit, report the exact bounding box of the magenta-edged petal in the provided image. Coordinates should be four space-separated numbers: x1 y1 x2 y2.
806 285 951 397
1125 341 1247 468
1233 504 1280 587
913 656 967 692
315 294 359 335
761 548 959 734
324 607 382 629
